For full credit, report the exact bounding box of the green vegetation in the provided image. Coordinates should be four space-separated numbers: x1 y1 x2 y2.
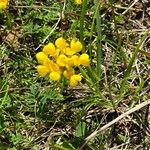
0 0 150 149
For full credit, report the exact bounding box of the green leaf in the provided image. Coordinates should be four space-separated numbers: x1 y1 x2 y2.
144 59 150 65
0 116 5 133
7 148 17 150
54 142 76 150
74 121 87 138
10 133 23 145
115 15 125 24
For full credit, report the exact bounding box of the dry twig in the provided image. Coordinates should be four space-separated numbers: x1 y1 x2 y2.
80 99 150 149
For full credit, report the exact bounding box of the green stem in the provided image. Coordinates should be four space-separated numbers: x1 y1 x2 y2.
89 4 99 61
119 29 150 96
87 66 99 82
109 0 128 68
80 0 88 52
79 66 95 91
95 1 102 79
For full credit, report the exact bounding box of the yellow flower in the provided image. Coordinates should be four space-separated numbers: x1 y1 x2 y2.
70 74 82 87
36 65 50 77
79 53 90 66
75 0 82 5
42 43 56 56
49 72 61 81
70 39 82 53
49 61 61 73
65 57 74 68
36 52 49 64
36 53 61 73
56 54 67 67
63 68 75 79
55 37 67 51
35 37 90 86
54 49 60 58
0 0 8 10
71 55 80 66
65 47 76 56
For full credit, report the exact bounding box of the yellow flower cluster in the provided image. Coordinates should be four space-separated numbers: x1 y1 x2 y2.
36 37 90 87
0 0 8 10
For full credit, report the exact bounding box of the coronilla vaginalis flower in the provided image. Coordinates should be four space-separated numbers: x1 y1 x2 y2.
75 0 82 5
49 72 61 81
63 68 75 79
42 42 56 56
0 0 8 10
70 74 82 87
35 37 90 86
36 52 49 64
79 53 90 66
55 37 67 52
36 65 50 77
